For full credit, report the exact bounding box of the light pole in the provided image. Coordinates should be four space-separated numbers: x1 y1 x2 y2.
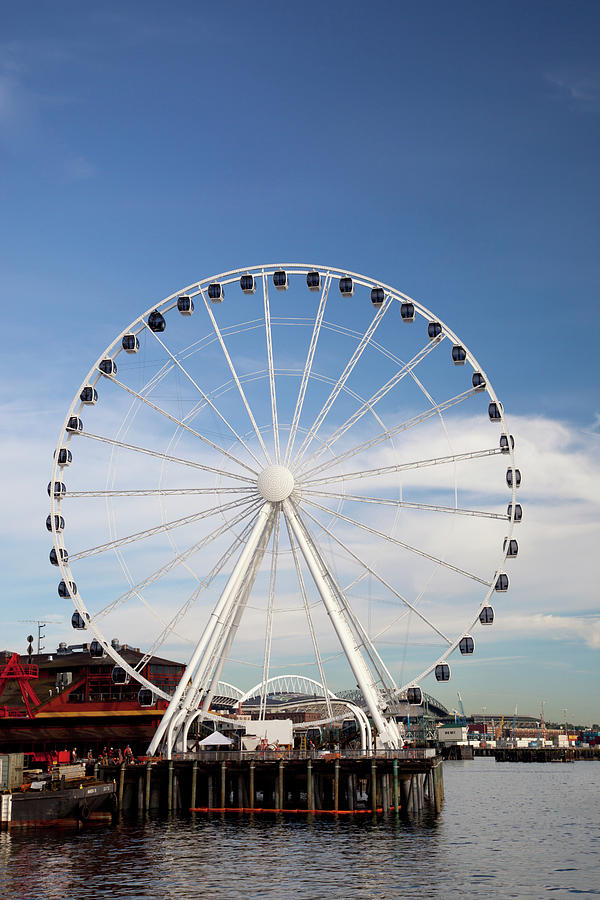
562 708 568 743
482 706 487 738
541 700 548 742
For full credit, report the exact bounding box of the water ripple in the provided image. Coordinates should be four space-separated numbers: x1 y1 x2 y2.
1 759 598 899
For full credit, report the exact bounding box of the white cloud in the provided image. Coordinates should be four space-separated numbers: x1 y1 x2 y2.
545 70 600 110
496 612 600 651
64 154 96 181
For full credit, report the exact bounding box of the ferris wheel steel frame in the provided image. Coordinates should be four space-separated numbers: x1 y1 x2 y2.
48 263 520 758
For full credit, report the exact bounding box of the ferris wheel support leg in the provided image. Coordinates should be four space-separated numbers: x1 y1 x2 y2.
200 589 250 714
147 503 273 757
283 499 400 750
186 514 274 725
199 513 273 714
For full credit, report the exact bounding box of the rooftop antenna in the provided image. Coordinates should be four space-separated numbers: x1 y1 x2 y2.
19 620 48 654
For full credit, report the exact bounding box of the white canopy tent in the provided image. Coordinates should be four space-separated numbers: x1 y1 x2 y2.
197 731 234 747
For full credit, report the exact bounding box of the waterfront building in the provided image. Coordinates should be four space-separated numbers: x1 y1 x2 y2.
0 642 184 755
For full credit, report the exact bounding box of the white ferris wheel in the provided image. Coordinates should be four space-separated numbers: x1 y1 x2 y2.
48 263 521 754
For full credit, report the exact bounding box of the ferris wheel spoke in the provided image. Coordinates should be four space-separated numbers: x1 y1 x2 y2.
147 328 265 469
77 431 255 484
296 337 442 476
301 496 491 586
300 503 453 645
67 487 254 499
132 512 263 674
71 494 257 561
260 507 281 720
284 515 333 719
300 386 480 482
292 294 393 469
95 499 262 620
301 446 503 488
198 286 271 464
108 374 258 475
262 274 281 462
302 489 508 520
284 273 332 465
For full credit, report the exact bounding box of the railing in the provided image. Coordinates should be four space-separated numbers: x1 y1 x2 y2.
0 662 38 678
0 706 27 718
174 748 437 762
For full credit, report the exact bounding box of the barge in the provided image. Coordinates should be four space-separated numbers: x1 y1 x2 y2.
1 755 116 828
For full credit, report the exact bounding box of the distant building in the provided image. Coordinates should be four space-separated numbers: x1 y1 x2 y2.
436 724 468 744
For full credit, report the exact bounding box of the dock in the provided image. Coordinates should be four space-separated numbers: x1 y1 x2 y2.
94 748 444 816
493 746 599 763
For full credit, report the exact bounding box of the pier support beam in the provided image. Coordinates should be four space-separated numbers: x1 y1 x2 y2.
347 773 355 811
137 771 144 812
382 773 390 814
392 759 399 813
307 759 314 811
400 776 410 813
191 761 198 809
370 759 377 810
334 759 340 812
118 763 125 812
144 762 151 812
249 763 255 809
278 760 285 810
220 762 226 809
167 760 174 811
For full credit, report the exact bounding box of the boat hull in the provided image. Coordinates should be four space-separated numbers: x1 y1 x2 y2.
3 781 116 827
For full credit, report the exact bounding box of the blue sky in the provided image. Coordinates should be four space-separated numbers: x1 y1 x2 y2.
1 2 599 724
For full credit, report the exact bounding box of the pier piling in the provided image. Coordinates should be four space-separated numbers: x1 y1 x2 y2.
118 763 125 812
307 758 314 811
278 760 284 810
167 760 173 811
144 761 151 812
220 762 226 809
191 761 198 809
94 749 443 817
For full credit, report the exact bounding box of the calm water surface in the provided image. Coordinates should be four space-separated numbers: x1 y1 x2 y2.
1 758 598 899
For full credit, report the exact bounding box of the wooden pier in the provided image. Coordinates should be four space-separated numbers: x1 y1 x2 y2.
94 749 444 817
493 746 599 763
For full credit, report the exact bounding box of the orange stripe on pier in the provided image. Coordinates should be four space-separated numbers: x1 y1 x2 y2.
189 806 396 815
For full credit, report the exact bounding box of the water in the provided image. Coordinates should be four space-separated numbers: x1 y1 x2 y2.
1 758 598 899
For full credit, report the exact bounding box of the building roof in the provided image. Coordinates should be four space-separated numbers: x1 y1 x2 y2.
16 645 183 672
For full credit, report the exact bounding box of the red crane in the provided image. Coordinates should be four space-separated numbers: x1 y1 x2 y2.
0 653 41 718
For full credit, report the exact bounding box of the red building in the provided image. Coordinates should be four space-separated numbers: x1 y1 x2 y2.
0 641 184 755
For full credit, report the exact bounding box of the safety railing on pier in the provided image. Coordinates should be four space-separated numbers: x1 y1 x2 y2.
174 748 438 763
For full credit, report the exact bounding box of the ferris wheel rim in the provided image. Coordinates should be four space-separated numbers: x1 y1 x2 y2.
48 261 519 711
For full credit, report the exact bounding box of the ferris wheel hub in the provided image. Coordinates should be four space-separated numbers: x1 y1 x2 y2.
257 464 295 502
